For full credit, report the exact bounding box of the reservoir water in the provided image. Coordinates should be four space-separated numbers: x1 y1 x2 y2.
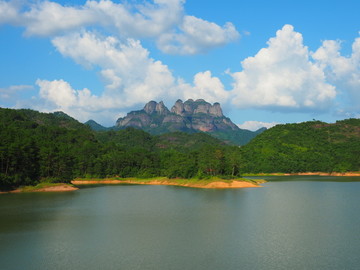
1 176 360 270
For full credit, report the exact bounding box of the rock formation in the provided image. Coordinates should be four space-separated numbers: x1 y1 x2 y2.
116 99 238 133
115 99 265 145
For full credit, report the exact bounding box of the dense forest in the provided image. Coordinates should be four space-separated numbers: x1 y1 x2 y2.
240 119 360 173
0 108 242 190
1 108 359 190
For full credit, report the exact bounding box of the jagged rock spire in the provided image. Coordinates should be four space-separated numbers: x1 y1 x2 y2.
144 101 169 115
143 101 157 114
171 99 185 115
116 99 236 132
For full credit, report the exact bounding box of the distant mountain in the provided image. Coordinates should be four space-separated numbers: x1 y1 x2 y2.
85 120 108 131
240 119 360 173
115 99 264 145
7 109 87 130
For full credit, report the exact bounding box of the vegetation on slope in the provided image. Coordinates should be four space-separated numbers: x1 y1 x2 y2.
1 108 359 191
239 119 360 173
0 108 243 190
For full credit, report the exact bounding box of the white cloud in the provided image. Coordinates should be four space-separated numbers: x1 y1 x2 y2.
230 24 336 111
1 0 238 55
0 0 19 25
39 31 179 120
22 1 95 36
312 36 360 110
237 121 279 131
37 30 233 123
38 79 79 108
54 31 178 103
157 15 239 55
36 79 118 123
0 84 33 100
182 71 229 103
85 0 184 38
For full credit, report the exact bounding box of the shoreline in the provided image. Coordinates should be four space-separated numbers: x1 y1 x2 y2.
1 178 263 194
3 172 360 194
0 183 78 194
71 178 263 189
243 172 360 177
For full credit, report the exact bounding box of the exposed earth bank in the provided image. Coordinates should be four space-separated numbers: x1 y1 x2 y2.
0 184 78 194
71 179 262 189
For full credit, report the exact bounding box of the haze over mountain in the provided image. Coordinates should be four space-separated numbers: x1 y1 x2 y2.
114 99 265 145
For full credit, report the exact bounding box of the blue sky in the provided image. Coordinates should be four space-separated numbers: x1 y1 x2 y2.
0 0 359 130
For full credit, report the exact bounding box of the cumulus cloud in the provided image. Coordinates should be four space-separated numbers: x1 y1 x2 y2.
1 0 182 37
179 71 229 103
52 31 178 103
157 15 239 55
36 24 360 124
0 1 19 24
0 0 238 55
312 36 360 110
0 84 33 101
36 30 232 122
36 79 117 123
237 121 279 131
21 1 95 36
230 25 336 111
85 0 184 38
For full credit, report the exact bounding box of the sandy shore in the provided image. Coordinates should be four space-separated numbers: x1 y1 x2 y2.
30 184 79 192
71 179 260 189
1 180 259 194
1 184 78 194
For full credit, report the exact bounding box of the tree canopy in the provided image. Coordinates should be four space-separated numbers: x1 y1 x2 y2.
1 108 359 190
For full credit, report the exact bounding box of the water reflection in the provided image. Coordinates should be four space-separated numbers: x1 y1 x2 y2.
1 181 360 270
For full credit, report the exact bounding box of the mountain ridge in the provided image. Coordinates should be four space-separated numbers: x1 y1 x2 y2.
115 99 263 145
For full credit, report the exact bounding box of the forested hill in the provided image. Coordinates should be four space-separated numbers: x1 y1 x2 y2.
0 108 244 190
1 107 359 191
239 119 360 173
16 109 87 130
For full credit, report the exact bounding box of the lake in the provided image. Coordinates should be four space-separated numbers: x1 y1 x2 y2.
1 176 360 270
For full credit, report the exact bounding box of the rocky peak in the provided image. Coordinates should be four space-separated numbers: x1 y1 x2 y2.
183 99 195 114
209 102 223 117
171 99 185 115
175 99 224 117
155 101 169 115
116 99 235 135
143 101 157 114
143 101 169 115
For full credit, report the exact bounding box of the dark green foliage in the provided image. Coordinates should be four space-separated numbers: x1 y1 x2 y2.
1 107 359 190
211 127 266 146
0 108 100 189
155 132 224 151
0 108 246 190
239 119 360 173
85 120 108 131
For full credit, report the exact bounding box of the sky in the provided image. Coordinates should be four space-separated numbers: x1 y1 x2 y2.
0 0 359 130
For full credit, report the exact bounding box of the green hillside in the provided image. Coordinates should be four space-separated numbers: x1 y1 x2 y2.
0 108 243 190
85 120 108 131
155 131 225 151
2 107 358 191
240 119 360 173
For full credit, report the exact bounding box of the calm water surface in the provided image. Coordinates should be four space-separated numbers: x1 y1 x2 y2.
1 176 360 270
